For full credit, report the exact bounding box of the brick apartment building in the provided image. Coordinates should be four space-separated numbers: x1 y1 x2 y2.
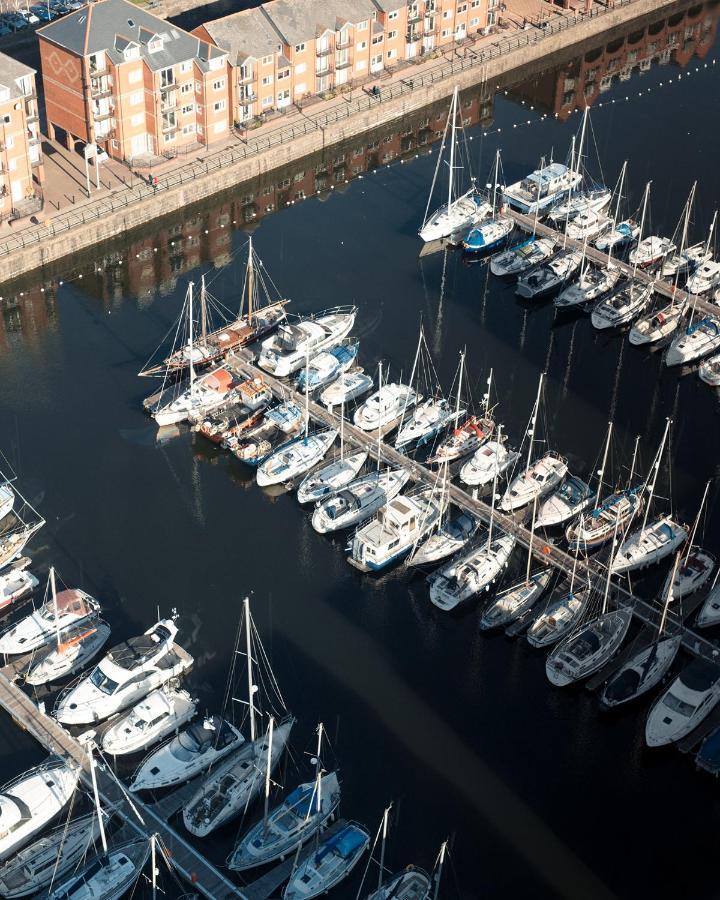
37 0 229 164
194 0 492 126
0 52 43 222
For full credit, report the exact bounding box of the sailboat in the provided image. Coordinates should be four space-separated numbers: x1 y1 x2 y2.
48 838 150 900
428 363 495 465
0 473 44 574
311 469 410 534
459 434 518 489
629 180 676 270
297 449 367 503
659 481 714 601
462 150 513 255
526 555 591 648
554 253 620 309
500 374 567 512
515 247 582 300
660 184 709 278
699 353 720 386
601 554 683 708
283 821 370 900
182 598 295 837
228 723 341 871
139 241 288 378
480 498 552 630
565 160 625 244
611 420 688 575
548 108 610 224
687 214 720 293
256 430 337 488
490 235 556 278
0 482 13 524
361 805 432 900
665 314 720 366
406 465 477 568
354 367 420 437
418 86 489 243
595 162 640 253
696 570 720 629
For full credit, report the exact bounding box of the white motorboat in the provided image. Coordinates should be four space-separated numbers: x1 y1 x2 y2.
256 429 337 488
283 821 370 900
367 869 432 900
503 162 581 216
48 838 150 900
0 567 38 613
459 440 518 488
595 219 640 253
629 235 676 269
548 188 611 224
628 302 687 346
590 280 653 330
183 717 295 837
554 264 620 308
428 532 516 611
565 488 643 551
258 307 357 377
645 660 720 747
296 339 359 393
661 242 710 279
419 87 489 243
687 259 720 295
428 415 494 465
228 771 341 871
0 759 79 861
320 370 373 408
462 215 513 254
479 568 553 631
54 618 190 725
353 384 420 435
662 550 715 601
0 811 104 899
312 469 410 534
535 475 592 528
297 451 368 504
0 587 100 655
526 584 590 648
406 511 477 568
131 715 244 791
101 687 197 756
0 484 13 523
611 514 688 574
546 607 633 686
601 635 682 708
515 250 582 299
267 401 304 434
153 365 236 427
565 207 613 242
697 579 720 628
500 452 568 513
665 316 720 366
395 397 462 449
349 489 442 573
699 353 720 386
24 619 112 686
490 237 556 277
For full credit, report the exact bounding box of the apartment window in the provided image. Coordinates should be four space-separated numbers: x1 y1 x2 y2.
388 9 398 19
277 69 290 80
182 123 195 134
128 68 142 83
213 100 226 112
181 83 192 94
262 75 273 86
131 112 143 126
164 133 173 143
124 46 139 61
470 16 479 25
387 48 396 59
372 34 383 44
130 91 143 105
471 0 480 6
371 54 383 69
443 9 451 17
388 30 397 39
160 67 174 87
262 55 273 65
296 63 306 75
5 134 13 147
277 89 290 103
195 81 202 92
294 42 305 52
181 60 192 72
182 104 193 114
262 96 273 107
212 78 225 90
441 27 451 36
457 3 467 11
358 40 367 50
112 139 119 148
357 19 367 30
148 37 163 52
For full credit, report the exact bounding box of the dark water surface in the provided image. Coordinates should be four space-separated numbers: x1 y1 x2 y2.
2 5 720 898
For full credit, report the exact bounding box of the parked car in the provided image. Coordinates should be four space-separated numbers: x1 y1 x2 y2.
30 4 53 19
18 7 40 22
3 12 29 29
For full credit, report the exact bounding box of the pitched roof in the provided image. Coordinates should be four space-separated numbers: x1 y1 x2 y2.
38 0 226 71
0 51 35 99
261 0 377 46
202 7 282 65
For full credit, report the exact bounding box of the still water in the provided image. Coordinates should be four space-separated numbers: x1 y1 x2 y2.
1 3 720 898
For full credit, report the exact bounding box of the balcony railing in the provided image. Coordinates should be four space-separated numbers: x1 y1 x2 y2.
238 71 254 84
406 29 421 42
93 109 114 122
159 81 179 92
162 120 178 133
335 58 351 69
239 90 257 102
316 45 332 56
407 10 422 22
335 36 351 49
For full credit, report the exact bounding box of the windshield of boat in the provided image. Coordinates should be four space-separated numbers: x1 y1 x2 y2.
664 692 696 717
89 666 119 695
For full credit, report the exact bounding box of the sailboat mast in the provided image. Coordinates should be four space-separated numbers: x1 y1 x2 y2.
562 136 576 250
313 722 323 819
484 368 493 417
244 596 256 743
376 361 383 473
247 237 255 323
603 515 620 615
628 434 641 485
639 418 670 536
633 181 651 279
50 566 60 651
613 161 627 231
263 716 274 825
151 833 157 900
526 373 544 471
304 346 310 441
188 282 195 393
488 424 501 544
447 87 458 213
576 107 588 177
378 804 391 890
525 494 537 585
658 553 680 638
595 421 613 507
705 210 718 257
340 397 345 461
569 535 579 593
433 841 447 900
87 742 108 854
200 275 208 345
684 479 710 567
491 150 500 218
455 350 465 422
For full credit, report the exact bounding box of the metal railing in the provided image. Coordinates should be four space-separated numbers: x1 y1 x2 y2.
0 0 645 263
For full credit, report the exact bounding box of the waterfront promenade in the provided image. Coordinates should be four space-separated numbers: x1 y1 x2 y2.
0 0 691 284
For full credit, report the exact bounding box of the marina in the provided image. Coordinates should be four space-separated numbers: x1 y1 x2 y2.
1 5 720 899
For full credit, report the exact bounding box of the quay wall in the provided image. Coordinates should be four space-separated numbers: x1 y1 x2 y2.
0 0 692 284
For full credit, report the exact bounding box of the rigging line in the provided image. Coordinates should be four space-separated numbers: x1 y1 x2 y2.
251 617 287 710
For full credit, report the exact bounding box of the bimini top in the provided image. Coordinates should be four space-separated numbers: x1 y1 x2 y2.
44 589 97 618
105 622 174 672
202 368 233 392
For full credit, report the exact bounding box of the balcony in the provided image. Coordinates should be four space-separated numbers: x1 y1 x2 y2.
162 118 178 133
159 80 179 92
93 108 114 122
316 45 332 57
406 28 421 42
336 36 351 49
316 61 331 75
335 57 351 69
239 90 257 102
423 18 436 33
161 97 178 112
238 70 254 84
425 0 437 11
407 10 422 23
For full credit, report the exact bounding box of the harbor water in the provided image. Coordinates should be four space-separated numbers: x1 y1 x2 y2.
1 2 720 897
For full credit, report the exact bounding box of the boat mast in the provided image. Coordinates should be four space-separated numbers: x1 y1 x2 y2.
340 397 345 461
526 372 544 471
447 86 458 214
603 515 620 615
376 361 383 473
312 721 324 819
87 741 108 855
455 350 465 424
396 324 425 447
594 421 613 508
188 281 195 396
704 210 717 258
244 596 257 743
525 494 537 585
612 161 627 233
433 841 448 900
683 479 710 567
628 434 641 486
562 136 576 250
658 553 680 639
569 532 580 593
50 566 60 651
638 417 671 537
263 716 274 827
151 833 157 900
378 803 391 890
422 89 454 229
491 150 500 218
488 424 501 544
304 346 310 442
576 107 588 181
632 181 652 279
673 183 696 296
200 275 208 346
247 237 255 323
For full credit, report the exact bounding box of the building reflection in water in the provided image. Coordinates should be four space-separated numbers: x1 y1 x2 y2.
0 0 717 350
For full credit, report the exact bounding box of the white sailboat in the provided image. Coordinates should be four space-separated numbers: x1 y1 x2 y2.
361 804 432 900
406 463 477 567
0 565 38 613
297 446 367 504
311 469 410 534
687 215 720 293
659 481 714 601
256 430 337 488
419 86 489 243
0 472 44 574
354 362 420 437
459 437 518 489
48 838 150 900
0 482 13 524
554 256 620 309
515 248 582 300
283 821 370 900
428 365 495 465
699 353 720 386
490 236 556 278
696 570 720 629
296 339 359 393
101 687 197 756
526 551 590 649
665 314 720 366
462 150 513 254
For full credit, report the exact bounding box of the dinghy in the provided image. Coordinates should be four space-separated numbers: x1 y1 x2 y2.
490 236 555 277
665 316 720 366
428 532 515 611
101 687 196 756
0 566 38 612
645 660 720 747
297 451 368 504
699 353 720 386
283 822 370 900
480 567 552 631
258 307 357 377
312 469 410 534
546 606 633 687
229 771 341 871
320 370 373 408
256 429 337 488
131 715 244 791
535 475 592 528
48 838 150 900
515 249 582 299
296 339 359 393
